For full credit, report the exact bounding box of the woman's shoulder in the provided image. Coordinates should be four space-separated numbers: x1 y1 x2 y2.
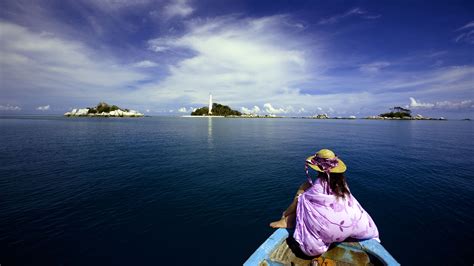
300 181 312 190
308 178 327 194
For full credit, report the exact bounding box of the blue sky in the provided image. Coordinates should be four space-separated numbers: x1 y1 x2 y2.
0 0 473 118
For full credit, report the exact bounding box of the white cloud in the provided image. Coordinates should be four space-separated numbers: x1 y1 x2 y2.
177 106 195 113
435 100 473 109
455 31 474 44
36 105 50 111
359 61 390 73
241 105 261 114
0 104 21 111
318 8 380 25
163 0 193 18
455 21 474 44
311 106 335 116
83 0 152 11
458 21 474 31
148 37 177 52
409 97 434 108
263 103 293 114
408 97 473 109
379 66 474 93
144 15 314 107
0 22 146 104
143 22 385 114
132 60 158 68
148 44 169 52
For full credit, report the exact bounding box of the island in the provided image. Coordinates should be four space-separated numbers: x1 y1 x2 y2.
188 94 283 118
366 107 446 120
191 103 242 116
64 102 144 117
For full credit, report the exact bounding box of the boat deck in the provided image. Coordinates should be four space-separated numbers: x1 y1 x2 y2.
244 229 399 266
265 236 382 266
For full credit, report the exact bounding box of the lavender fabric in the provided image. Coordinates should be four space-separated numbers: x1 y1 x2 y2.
293 178 380 256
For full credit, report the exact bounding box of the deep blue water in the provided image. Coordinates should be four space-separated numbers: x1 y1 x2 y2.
0 116 473 265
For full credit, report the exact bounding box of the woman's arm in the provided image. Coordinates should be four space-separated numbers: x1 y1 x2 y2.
282 181 311 217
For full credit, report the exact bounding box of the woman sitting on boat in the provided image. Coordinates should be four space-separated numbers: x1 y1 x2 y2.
270 149 380 256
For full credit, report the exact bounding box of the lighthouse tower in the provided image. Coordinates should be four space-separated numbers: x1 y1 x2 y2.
208 93 213 115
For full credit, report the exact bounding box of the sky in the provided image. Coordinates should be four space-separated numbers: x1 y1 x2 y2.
0 0 473 118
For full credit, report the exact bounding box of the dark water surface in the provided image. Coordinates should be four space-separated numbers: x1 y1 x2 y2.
1 116 473 265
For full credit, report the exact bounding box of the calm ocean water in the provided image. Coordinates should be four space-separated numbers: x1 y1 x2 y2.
0 116 473 265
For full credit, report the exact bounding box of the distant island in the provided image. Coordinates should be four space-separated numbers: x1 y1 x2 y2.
302 114 356 119
300 106 447 120
191 103 242 116
380 106 413 118
64 102 144 117
366 106 446 120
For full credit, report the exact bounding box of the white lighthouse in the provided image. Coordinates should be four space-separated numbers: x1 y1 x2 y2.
208 93 213 115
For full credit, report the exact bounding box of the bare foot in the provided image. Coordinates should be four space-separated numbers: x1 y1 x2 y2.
269 218 287 228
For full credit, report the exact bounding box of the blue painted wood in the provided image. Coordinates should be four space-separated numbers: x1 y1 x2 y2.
243 229 289 266
359 239 400 266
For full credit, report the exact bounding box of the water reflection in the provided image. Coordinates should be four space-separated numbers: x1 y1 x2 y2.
207 117 213 149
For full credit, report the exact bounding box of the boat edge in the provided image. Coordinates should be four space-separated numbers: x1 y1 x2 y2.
359 239 400 266
243 228 289 266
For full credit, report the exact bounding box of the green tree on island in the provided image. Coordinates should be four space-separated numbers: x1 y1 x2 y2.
380 106 412 118
191 103 242 116
87 102 121 114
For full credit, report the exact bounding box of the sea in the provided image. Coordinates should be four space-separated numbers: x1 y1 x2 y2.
1 116 473 265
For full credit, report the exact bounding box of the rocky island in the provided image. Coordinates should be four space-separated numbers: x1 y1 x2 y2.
64 102 144 117
366 106 446 120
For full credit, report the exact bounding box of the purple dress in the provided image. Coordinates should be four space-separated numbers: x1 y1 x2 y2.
293 178 380 256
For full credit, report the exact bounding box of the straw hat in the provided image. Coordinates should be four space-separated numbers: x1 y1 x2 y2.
306 149 347 173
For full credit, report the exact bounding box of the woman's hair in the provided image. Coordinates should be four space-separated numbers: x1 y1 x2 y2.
318 172 350 199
